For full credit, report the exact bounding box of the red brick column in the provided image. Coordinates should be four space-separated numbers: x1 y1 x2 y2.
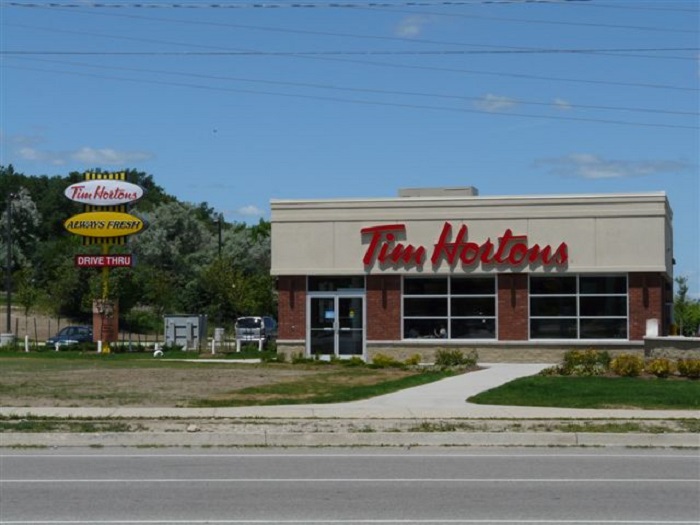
366 275 401 341
497 273 528 341
628 272 664 340
276 276 306 340
92 299 119 342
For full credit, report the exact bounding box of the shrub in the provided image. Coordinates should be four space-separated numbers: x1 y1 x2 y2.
339 356 366 367
677 358 700 379
644 358 675 378
404 353 422 366
610 354 644 377
561 349 610 376
371 353 404 368
434 349 478 368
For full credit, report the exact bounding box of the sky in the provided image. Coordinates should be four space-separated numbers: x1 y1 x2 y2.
0 0 698 295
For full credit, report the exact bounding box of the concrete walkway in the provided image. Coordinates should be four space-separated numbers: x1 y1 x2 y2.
2 363 698 448
1 363 698 420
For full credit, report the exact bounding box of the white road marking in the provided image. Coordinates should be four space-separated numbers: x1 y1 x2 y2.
1 478 697 483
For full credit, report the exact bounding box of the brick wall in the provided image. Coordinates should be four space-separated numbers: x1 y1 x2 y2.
628 272 665 340
276 276 306 340
366 275 401 341
497 273 528 340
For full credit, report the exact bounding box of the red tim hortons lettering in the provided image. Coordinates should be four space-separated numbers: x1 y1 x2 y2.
361 224 426 266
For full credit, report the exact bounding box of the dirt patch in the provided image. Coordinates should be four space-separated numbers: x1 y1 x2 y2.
0 361 342 407
0 358 428 408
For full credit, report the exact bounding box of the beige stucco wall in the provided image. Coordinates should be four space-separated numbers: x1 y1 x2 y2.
271 192 673 277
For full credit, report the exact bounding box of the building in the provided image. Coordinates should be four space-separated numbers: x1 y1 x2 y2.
270 188 673 363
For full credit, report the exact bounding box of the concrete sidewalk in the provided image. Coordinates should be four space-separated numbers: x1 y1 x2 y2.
1 363 698 449
1 363 697 420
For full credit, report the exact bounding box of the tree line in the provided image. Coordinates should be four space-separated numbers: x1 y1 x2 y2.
0 165 275 333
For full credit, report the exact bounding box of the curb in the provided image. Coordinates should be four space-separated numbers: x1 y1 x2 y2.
3 431 698 449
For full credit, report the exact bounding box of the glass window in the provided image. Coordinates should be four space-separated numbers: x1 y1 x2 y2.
404 319 448 339
403 277 447 295
308 276 365 292
451 297 496 317
580 276 627 294
530 318 578 339
451 277 495 295
404 297 448 317
530 276 576 295
580 296 627 317
530 297 577 317
451 318 496 339
403 276 496 340
530 275 628 340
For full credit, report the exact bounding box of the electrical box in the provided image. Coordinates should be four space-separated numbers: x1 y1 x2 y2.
164 314 207 350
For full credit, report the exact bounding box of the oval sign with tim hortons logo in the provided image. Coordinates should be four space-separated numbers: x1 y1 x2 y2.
64 179 144 206
64 211 146 238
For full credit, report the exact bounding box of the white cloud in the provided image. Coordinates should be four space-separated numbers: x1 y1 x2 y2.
14 144 153 166
236 205 265 217
395 15 433 37
474 93 518 112
71 147 152 165
553 98 572 111
534 153 692 179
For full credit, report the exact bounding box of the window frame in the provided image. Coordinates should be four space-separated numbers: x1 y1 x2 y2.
402 275 497 340
529 274 628 340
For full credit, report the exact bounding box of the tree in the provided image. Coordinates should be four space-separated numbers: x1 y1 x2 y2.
0 187 42 271
673 276 700 336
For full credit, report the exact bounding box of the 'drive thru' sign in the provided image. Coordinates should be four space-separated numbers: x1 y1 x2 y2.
75 255 133 268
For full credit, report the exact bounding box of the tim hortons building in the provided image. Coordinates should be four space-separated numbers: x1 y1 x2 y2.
270 188 674 363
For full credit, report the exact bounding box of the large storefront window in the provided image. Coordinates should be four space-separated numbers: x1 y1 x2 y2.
530 275 628 339
403 276 496 339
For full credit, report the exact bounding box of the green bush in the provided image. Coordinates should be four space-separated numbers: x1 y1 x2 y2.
371 353 404 368
677 358 700 379
561 349 610 376
610 354 644 377
434 349 478 368
644 358 675 378
339 356 366 367
404 353 422 366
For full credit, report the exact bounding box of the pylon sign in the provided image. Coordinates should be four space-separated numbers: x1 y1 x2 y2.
63 171 147 352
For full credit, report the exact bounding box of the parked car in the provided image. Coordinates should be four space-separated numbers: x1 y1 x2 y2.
234 316 278 347
46 325 93 347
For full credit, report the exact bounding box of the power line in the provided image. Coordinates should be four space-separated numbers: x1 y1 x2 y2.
10 55 697 117
3 0 696 12
6 22 695 93
356 5 697 34
5 4 696 64
3 62 696 130
4 48 695 58
1 1 598 9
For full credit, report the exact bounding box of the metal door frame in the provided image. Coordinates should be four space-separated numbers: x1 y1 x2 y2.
306 292 365 359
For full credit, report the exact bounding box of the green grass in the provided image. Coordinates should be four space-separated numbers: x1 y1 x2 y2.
190 369 455 407
468 376 700 410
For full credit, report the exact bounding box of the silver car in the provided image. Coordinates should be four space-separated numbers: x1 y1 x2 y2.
235 316 278 347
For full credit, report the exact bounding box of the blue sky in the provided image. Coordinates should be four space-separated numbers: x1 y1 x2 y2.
1 0 698 295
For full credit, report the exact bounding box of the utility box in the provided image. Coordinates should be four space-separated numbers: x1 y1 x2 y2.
164 314 207 350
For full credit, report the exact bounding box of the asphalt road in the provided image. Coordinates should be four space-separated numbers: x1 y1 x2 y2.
1 447 698 524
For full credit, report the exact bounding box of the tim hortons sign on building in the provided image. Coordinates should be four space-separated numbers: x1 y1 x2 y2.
64 211 146 238
361 222 569 268
64 179 144 206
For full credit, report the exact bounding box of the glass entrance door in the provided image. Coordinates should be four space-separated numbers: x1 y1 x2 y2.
309 295 364 358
